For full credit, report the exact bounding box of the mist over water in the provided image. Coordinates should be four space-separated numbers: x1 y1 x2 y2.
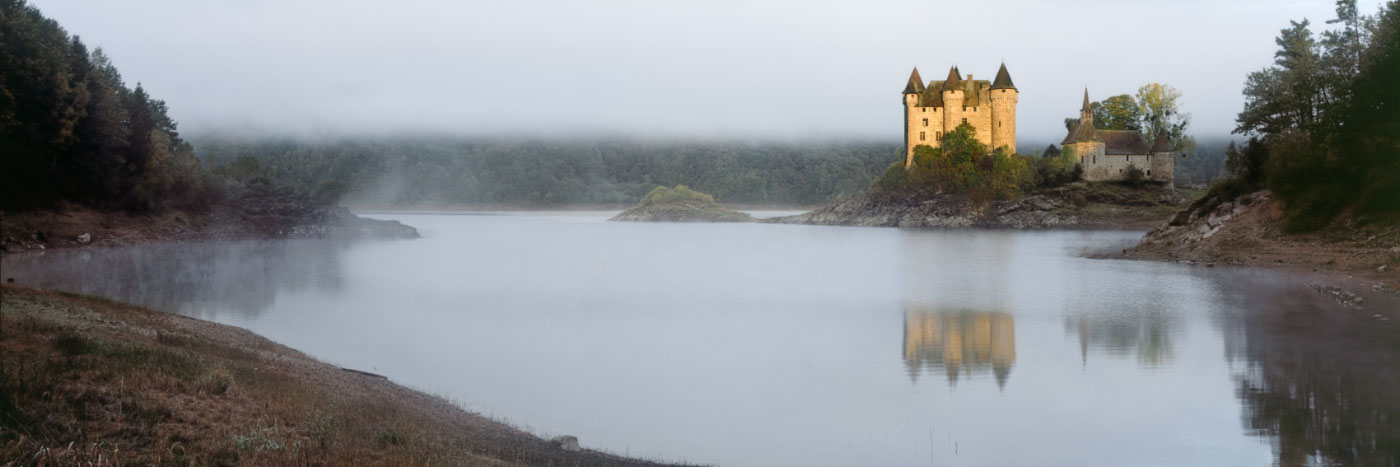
4 212 1397 466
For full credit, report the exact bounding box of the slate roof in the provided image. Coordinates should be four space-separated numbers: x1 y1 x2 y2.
903 67 925 94
1151 129 1173 152
915 78 993 107
991 63 1016 90
1099 130 1153 155
1062 119 1100 144
942 66 963 91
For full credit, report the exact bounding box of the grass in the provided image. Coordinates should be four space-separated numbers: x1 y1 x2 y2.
0 286 700 466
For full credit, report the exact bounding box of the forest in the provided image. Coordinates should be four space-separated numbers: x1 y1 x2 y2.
0 0 219 212
1219 0 1399 231
190 135 1236 207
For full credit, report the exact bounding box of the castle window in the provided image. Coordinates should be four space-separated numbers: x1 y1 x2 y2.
922 118 928 127
936 131 942 139
998 121 1001 128
919 131 926 141
1093 155 1097 164
1147 170 1152 176
962 118 968 124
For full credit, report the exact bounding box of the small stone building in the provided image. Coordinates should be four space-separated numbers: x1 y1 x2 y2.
1061 90 1174 185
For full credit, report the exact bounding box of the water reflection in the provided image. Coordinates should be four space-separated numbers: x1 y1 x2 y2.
1217 272 1400 466
1064 310 1176 368
902 307 1015 388
1 239 350 319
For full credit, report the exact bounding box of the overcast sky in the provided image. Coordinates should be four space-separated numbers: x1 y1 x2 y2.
31 0 1385 142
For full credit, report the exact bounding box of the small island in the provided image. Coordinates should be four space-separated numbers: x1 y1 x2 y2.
609 185 754 223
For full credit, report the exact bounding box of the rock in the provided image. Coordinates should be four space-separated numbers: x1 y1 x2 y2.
550 435 581 452
1380 265 1389 273
77 232 91 244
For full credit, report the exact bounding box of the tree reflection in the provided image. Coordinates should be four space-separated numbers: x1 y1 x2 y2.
1063 310 1176 368
1 239 350 319
1221 280 1400 466
902 306 1015 388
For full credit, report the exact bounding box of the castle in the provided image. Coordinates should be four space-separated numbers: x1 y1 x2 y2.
1061 90 1175 185
901 64 1018 168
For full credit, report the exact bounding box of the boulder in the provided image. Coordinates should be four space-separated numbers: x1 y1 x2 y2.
550 435 581 452
77 232 91 244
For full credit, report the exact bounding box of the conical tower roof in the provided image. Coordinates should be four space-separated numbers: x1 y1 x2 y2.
1082 88 1092 112
1152 128 1173 152
941 66 963 91
903 67 925 94
991 63 1016 90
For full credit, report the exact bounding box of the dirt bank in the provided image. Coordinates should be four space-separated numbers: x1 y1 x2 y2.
1125 189 1399 283
770 182 1186 230
0 285 695 466
2 182 418 253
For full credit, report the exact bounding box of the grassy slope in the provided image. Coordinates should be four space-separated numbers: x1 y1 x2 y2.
0 286 692 466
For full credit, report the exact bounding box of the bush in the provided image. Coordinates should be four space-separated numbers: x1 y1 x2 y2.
1033 146 1080 188
640 185 717 206
875 124 1033 201
1123 166 1146 186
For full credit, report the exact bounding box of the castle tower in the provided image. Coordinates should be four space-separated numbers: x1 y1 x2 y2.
900 64 1017 167
940 66 964 139
902 67 925 168
989 63 1018 154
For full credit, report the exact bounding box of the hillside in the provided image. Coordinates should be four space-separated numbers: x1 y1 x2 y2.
1127 1 1400 274
0 1 411 249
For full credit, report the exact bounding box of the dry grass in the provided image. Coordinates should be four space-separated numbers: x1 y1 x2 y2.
0 286 698 466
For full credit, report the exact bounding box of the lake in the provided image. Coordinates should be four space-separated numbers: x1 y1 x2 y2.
4 212 1397 466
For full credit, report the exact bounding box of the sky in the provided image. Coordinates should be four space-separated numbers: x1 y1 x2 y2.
30 0 1387 143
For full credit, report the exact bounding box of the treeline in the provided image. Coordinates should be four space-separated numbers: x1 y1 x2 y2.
0 0 218 212
1223 0 1399 230
192 138 902 206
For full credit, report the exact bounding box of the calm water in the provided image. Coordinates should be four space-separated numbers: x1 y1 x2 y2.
4 212 1398 466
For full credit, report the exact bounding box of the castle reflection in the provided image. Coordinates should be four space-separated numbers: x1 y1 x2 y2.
902 307 1015 388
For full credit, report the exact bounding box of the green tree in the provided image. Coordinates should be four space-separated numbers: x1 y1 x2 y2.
1091 94 1143 131
1135 83 1195 157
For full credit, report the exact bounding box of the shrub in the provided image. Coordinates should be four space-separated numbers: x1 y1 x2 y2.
1123 166 1146 186
1034 147 1081 188
876 124 1034 201
640 185 717 206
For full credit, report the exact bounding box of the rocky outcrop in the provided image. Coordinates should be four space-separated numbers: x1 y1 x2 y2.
769 192 1073 228
1125 188 1399 280
771 182 1183 230
1142 190 1271 245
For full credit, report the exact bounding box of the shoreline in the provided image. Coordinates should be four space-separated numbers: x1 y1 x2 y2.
0 284 697 466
